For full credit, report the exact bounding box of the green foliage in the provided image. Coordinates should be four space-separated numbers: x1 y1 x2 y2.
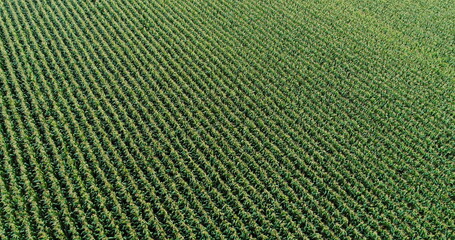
0 0 452 239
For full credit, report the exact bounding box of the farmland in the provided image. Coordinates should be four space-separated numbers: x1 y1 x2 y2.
0 0 453 239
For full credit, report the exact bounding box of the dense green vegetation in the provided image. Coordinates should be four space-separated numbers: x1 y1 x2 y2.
0 0 453 239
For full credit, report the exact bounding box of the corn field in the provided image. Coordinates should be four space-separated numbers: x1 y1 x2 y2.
0 0 453 239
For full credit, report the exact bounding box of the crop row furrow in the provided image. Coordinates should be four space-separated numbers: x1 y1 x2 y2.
94 0 322 236
64 0 292 237
134 1 394 238
0 6 69 238
186 0 448 234
156 0 428 237
0 132 21 239
48 0 232 237
102 0 378 238
14 1 143 238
